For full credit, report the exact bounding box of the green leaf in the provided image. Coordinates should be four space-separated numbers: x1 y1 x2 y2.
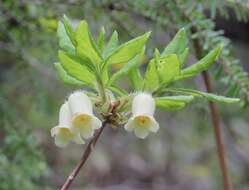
157 95 194 102
167 88 240 104
129 68 143 90
105 32 150 66
58 51 96 86
97 27 105 51
108 47 145 85
155 95 194 111
176 45 223 80
75 20 102 64
57 21 75 54
157 54 180 84
54 62 84 86
154 48 161 61
108 55 139 85
63 15 76 45
157 101 185 110
178 48 189 67
161 28 187 57
108 85 128 96
201 93 240 103
101 65 109 85
143 59 160 91
103 30 119 58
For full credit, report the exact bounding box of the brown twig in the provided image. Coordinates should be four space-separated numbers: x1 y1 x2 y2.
60 101 120 190
60 120 108 190
192 30 233 190
202 71 233 190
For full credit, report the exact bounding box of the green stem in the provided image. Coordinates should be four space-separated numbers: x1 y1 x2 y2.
95 66 107 102
97 77 106 102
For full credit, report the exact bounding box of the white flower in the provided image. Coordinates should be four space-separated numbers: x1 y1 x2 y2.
51 102 84 147
68 91 102 139
124 93 159 139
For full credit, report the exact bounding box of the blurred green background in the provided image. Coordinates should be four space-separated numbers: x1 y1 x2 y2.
0 1 249 190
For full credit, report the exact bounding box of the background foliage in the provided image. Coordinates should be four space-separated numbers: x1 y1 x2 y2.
0 0 249 189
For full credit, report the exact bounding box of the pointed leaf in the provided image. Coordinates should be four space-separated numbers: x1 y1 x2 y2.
108 85 128 96
103 30 119 58
108 55 139 85
58 51 95 86
155 95 194 110
75 20 102 64
156 96 193 111
155 95 194 111
63 15 76 45
54 62 84 86
167 88 240 104
108 47 145 85
162 28 187 57
105 32 150 66
157 101 185 110
129 68 143 90
157 54 180 84
97 27 105 51
176 45 223 80
156 95 194 103
201 93 240 103
128 48 145 91
57 21 75 54
144 59 160 91
178 48 189 67
154 48 161 61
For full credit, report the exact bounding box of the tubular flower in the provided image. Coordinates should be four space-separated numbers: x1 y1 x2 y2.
51 102 84 147
68 91 102 139
124 93 159 139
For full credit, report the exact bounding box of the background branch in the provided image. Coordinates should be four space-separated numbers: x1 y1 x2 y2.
192 28 233 190
201 71 233 190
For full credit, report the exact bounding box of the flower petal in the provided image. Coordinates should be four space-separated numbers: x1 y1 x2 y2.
132 93 155 117
134 125 150 139
54 135 70 147
124 117 135 132
58 102 72 127
71 114 91 132
53 127 74 147
79 124 94 139
51 126 59 137
71 114 101 139
124 115 159 138
68 91 93 116
148 116 159 133
91 116 102 129
72 134 85 145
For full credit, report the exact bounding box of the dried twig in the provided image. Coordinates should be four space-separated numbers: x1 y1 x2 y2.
192 31 233 190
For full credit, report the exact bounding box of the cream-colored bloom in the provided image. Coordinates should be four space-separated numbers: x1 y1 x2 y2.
68 91 102 139
124 93 159 139
51 102 84 147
